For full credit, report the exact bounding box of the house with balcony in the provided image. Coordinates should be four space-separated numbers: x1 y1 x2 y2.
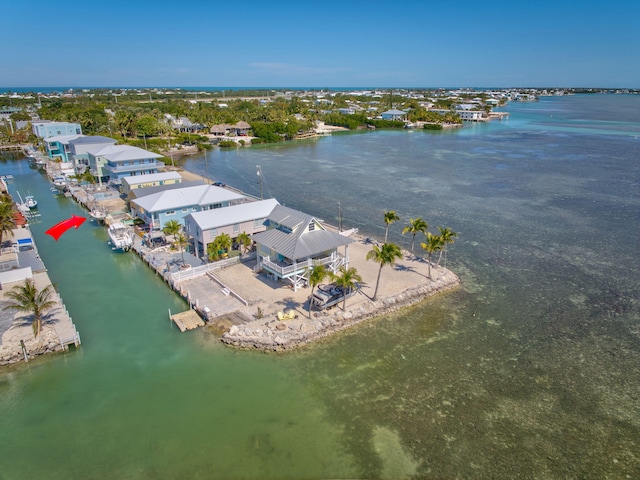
32 121 82 138
184 198 279 260
87 145 163 185
252 204 355 291
130 184 246 231
44 134 84 162
121 171 182 197
68 135 117 173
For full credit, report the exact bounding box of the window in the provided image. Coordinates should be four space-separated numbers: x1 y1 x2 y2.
308 222 315 231
182 208 188 213
166 210 175 216
233 224 239 234
254 218 265 228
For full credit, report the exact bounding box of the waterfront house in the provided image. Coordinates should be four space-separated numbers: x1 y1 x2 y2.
44 134 84 163
184 198 280 260
87 145 163 186
252 205 354 291
209 121 252 137
130 184 246 231
32 121 82 138
121 171 182 198
68 135 117 173
381 109 407 121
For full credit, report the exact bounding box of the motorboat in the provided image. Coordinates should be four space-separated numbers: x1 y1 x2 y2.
311 283 358 310
89 207 107 222
24 195 38 209
52 175 68 191
108 222 133 252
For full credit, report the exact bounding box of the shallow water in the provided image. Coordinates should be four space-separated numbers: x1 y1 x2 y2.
1 94 639 478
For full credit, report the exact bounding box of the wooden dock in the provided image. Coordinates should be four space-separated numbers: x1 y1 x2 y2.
170 309 205 332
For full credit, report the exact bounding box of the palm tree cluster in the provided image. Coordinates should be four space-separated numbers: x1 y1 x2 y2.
381 210 458 280
207 233 232 261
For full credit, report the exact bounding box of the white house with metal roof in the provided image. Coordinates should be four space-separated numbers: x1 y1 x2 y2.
381 109 408 121
184 198 280 260
130 184 246 231
121 171 182 197
252 204 354 291
87 145 163 185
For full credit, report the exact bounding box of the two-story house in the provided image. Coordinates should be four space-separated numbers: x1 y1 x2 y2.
88 145 163 185
184 198 279 260
253 204 354 291
130 184 246 231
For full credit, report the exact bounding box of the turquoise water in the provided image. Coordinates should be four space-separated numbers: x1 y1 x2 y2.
1 94 640 478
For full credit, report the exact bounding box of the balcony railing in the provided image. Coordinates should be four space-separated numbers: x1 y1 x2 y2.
103 161 160 174
260 252 344 277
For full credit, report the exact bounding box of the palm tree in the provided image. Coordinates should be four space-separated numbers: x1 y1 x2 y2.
331 266 362 310
208 233 232 261
437 226 458 267
402 217 428 253
2 278 57 337
236 232 252 254
163 219 185 264
366 242 403 300
383 210 400 242
421 232 444 279
306 264 328 317
0 198 16 247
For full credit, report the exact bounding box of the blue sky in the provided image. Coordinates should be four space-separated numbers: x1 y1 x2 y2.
1 0 638 88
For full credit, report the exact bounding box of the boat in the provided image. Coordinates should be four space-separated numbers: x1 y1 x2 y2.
311 283 359 310
24 195 38 209
52 175 68 191
89 207 107 222
108 222 133 251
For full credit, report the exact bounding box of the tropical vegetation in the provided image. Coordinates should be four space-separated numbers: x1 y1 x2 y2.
383 210 400 242
2 278 57 337
402 217 428 253
421 233 444 279
207 233 232 261
331 266 362 310
366 242 403 300
0 195 16 246
306 264 329 317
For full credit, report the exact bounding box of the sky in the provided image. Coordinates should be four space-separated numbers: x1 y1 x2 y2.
1 0 638 88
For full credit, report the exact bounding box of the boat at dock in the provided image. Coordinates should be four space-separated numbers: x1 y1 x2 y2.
52 175 68 191
89 207 107 222
108 222 134 251
24 195 38 209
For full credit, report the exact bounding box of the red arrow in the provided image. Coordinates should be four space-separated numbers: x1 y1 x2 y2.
45 215 87 241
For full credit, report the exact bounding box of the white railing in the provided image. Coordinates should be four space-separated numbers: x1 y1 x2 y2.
260 252 342 277
169 256 240 283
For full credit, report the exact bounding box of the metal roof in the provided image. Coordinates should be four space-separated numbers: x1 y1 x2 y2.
122 171 182 186
253 205 353 260
132 184 245 212
92 145 163 162
185 198 279 230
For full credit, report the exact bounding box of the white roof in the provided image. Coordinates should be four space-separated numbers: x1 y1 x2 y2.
44 134 84 144
122 172 182 186
92 145 163 162
186 198 279 230
132 184 245 212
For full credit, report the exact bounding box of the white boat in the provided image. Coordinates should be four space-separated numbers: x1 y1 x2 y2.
108 222 133 251
89 207 107 222
24 195 38 209
52 175 68 191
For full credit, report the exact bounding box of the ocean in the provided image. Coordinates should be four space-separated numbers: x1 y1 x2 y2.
0 94 639 479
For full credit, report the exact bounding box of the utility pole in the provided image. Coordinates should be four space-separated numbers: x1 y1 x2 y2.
256 165 263 199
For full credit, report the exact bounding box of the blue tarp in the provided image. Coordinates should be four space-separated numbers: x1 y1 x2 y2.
17 238 33 245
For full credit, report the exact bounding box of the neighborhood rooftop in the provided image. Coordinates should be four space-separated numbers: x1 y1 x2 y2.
132 184 245 212
186 198 279 230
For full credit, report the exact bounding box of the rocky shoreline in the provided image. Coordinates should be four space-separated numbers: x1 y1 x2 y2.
0 327 65 366
221 265 459 352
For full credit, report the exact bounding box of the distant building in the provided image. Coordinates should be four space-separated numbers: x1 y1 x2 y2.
121 171 182 197
184 198 280 260
381 109 407 121
130 184 246 230
32 121 82 138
